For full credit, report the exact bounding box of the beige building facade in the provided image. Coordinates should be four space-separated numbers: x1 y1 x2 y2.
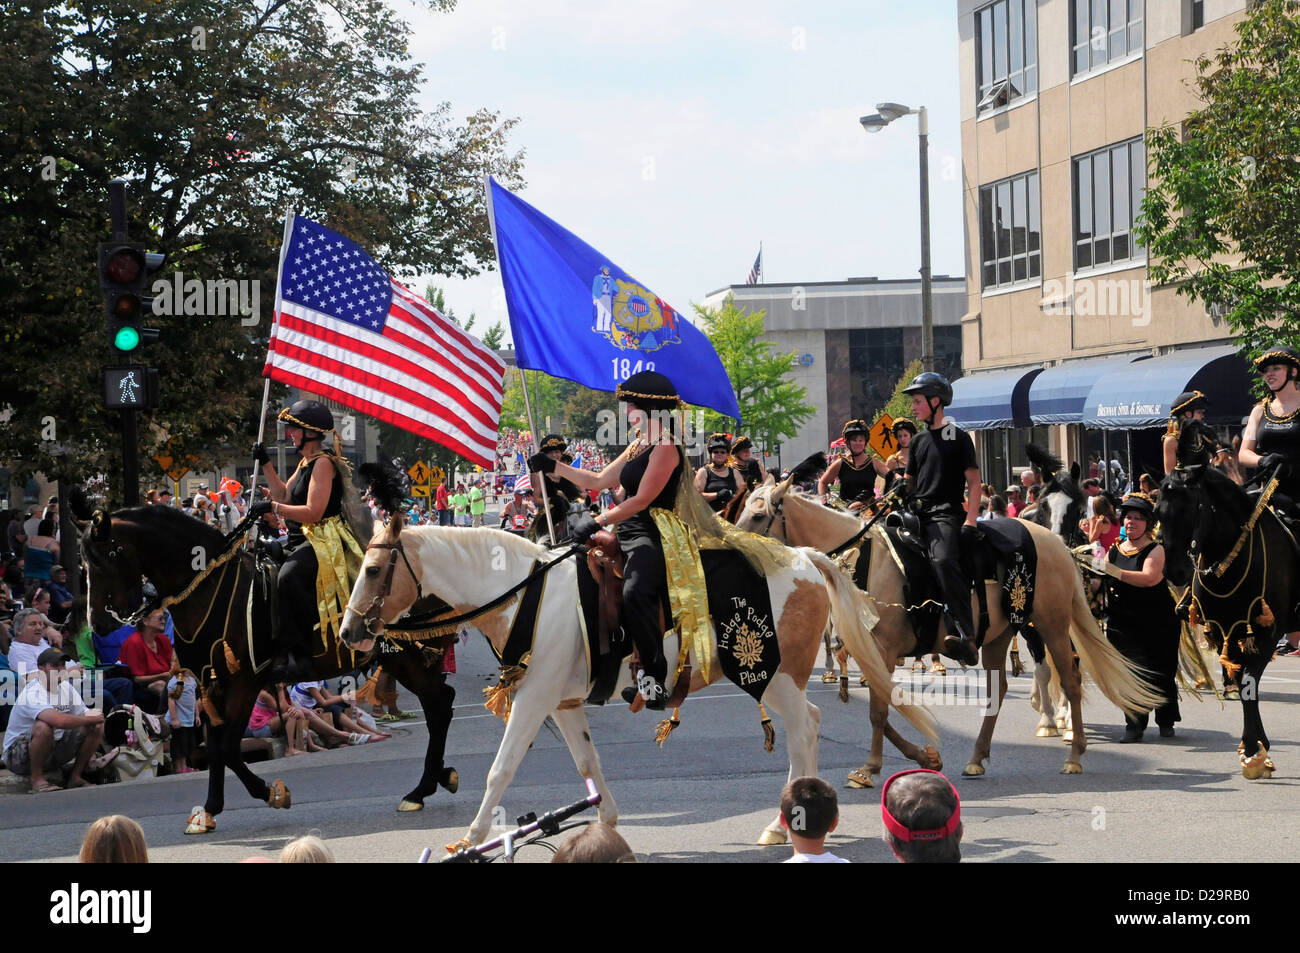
953 0 1253 488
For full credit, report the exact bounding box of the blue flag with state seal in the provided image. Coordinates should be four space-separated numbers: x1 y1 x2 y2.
485 176 742 422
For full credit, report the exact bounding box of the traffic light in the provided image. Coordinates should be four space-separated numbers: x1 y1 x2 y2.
98 242 164 355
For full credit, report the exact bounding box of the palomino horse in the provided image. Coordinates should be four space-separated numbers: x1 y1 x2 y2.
1158 426 1299 779
734 478 1163 785
75 501 459 832
339 518 936 847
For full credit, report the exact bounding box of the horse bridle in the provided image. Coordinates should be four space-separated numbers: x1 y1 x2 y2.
753 488 789 540
349 538 424 637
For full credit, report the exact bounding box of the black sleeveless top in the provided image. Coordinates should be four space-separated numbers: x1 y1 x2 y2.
738 458 764 490
1105 541 1176 635
837 452 875 503
286 456 344 546
1256 401 1300 494
703 465 739 512
617 444 683 541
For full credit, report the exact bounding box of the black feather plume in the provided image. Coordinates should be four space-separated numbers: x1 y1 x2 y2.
359 462 406 514
67 486 94 521
788 452 827 486
1024 443 1063 481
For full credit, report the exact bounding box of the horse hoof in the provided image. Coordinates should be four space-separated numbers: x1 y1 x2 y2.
397 799 424 812
1241 742 1275 780
1061 761 1083 775
962 762 985 777
1061 730 1074 743
859 675 870 686
266 778 291 809
445 836 474 854
920 745 943 770
1036 725 1060 738
820 671 838 684
184 807 215 835
441 768 460 794
757 828 788 846
846 768 875 789
930 662 947 676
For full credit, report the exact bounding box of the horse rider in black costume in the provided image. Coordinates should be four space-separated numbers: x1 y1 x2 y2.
534 433 582 543
731 435 765 490
251 400 366 677
695 432 743 512
818 419 877 512
1239 345 1300 653
902 372 982 667
529 371 688 708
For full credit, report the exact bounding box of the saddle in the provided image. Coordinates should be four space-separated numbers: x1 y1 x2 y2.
879 515 1041 659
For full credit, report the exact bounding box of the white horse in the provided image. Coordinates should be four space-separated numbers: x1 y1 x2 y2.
735 478 1163 784
339 518 936 848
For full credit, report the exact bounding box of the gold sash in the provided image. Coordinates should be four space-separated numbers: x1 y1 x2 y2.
649 507 713 683
302 515 366 663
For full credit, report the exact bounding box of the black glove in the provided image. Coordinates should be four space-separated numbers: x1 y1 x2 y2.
715 487 734 503
961 522 983 541
571 513 601 544
1258 453 1286 472
252 443 270 466
248 499 273 518
528 453 556 475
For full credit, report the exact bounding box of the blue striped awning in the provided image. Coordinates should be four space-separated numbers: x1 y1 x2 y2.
1028 356 1128 425
946 366 1044 430
1081 345 1253 428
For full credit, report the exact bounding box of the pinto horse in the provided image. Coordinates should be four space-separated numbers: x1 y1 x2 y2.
734 478 1163 785
1158 431 1299 779
76 502 458 832
339 517 936 847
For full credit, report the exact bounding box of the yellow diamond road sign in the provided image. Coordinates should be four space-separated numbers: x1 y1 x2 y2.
411 484 431 498
407 460 430 485
868 413 897 460
429 465 445 489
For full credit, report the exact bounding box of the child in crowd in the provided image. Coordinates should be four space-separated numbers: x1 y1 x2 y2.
166 664 200 773
779 776 850 863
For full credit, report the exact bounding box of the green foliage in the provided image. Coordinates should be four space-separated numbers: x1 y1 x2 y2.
1136 0 1300 368
881 359 924 432
0 0 522 503
480 320 505 351
690 295 814 452
499 370 565 433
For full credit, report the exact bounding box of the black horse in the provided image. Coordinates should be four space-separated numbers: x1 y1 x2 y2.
1025 444 1086 547
74 499 458 832
1158 424 1299 778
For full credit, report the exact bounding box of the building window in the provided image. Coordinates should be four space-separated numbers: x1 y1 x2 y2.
1190 0 1205 32
848 328 904 422
1071 0 1143 76
979 170 1041 290
1072 138 1145 271
975 0 1037 114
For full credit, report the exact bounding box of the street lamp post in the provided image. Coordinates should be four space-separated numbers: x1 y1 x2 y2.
861 103 933 373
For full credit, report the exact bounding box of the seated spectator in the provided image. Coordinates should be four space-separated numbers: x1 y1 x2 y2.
46 566 74 625
3 649 109 792
288 681 389 745
22 517 59 591
279 834 335 863
246 685 318 756
779 776 849 863
551 822 636 863
166 665 201 773
116 609 174 714
80 815 149 863
881 768 963 863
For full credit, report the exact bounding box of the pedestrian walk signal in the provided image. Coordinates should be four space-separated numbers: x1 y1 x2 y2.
103 366 159 409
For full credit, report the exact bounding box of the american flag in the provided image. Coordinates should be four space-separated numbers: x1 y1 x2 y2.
263 214 504 469
746 247 762 285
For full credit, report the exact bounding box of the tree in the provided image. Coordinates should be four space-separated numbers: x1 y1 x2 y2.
691 295 814 452
499 369 565 433
480 320 506 351
0 1 523 503
1137 0 1300 365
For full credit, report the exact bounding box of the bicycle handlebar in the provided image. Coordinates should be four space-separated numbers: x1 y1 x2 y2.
432 778 601 863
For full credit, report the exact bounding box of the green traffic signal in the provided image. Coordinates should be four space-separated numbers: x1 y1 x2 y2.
113 323 142 352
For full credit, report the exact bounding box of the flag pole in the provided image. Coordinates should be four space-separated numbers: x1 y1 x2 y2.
249 207 296 513
520 369 558 545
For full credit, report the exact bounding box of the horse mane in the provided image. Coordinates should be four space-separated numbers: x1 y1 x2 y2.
407 525 546 564
1025 443 1062 482
109 504 227 547
788 452 827 486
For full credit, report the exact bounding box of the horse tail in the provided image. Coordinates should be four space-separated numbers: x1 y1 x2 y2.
805 550 939 744
1065 561 1165 717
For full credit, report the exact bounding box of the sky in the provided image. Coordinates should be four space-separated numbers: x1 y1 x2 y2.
398 0 965 343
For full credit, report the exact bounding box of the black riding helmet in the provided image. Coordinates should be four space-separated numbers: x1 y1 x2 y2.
1118 492 1156 521
892 418 918 436
841 419 870 440
901 372 954 407
277 399 333 437
616 370 681 411
1170 391 1207 417
1253 346 1300 387
539 433 567 453
707 432 731 454
731 435 753 455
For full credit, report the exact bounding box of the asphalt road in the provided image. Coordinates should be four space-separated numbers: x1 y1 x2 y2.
5 625 1300 864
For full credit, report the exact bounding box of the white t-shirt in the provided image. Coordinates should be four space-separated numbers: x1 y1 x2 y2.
3 678 88 758
783 850 850 863
7 639 50 678
289 681 325 709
